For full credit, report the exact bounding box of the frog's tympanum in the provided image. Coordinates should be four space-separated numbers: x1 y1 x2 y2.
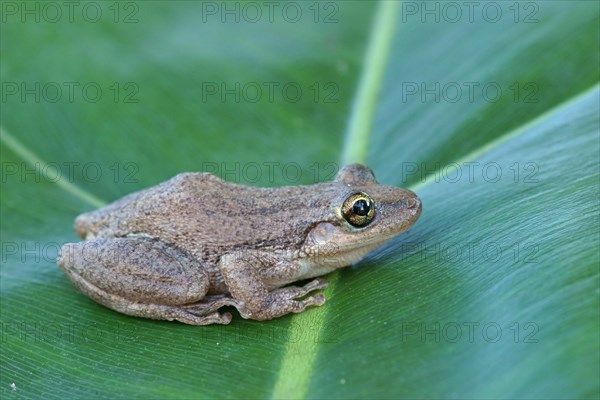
58 164 422 325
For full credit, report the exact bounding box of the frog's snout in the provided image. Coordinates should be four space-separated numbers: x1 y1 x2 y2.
402 190 422 221
406 190 421 209
397 189 420 209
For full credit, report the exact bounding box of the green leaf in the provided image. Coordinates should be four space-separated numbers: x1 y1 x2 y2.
1 1 598 399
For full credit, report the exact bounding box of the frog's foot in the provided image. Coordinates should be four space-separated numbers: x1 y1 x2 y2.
279 278 328 301
237 279 328 321
120 302 233 325
170 309 233 326
299 278 328 293
179 295 247 324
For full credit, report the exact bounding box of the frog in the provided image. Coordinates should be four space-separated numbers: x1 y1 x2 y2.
57 163 422 325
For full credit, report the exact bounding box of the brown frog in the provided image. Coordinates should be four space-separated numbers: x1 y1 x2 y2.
57 164 421 325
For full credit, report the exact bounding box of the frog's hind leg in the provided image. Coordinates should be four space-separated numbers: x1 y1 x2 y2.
126 301 234 325
57 237 232 325
180 295 247 321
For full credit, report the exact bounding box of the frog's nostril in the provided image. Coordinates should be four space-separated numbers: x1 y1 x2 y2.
406 195 420 210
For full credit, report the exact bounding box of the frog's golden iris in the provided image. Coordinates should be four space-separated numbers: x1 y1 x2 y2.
342 192 375 228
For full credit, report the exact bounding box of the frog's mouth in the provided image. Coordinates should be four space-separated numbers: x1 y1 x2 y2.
327 241 386 267
303 223 404 269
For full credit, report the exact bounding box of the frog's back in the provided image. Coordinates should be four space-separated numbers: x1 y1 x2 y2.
75 172 337 258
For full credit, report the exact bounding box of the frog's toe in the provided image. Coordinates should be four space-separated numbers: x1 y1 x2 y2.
303 278 328 291
175 310 232 325
308 294 326 306
291 295 326 314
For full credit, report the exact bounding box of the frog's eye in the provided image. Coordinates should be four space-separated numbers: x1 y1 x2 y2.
341 193 375 228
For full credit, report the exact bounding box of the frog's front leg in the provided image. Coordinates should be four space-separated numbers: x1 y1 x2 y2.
58 237 233 325
219 252 328 321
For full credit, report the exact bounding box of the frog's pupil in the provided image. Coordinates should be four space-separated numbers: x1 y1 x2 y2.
352 199 370 216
